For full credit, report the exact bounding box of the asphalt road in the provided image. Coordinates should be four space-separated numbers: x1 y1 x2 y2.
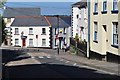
3 53 119 79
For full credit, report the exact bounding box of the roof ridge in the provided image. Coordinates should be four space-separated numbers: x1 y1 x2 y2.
44 16 52 27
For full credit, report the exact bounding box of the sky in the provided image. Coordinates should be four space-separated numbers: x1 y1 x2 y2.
7 0 80 2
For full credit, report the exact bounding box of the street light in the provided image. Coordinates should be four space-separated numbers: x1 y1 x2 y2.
57 15 59 55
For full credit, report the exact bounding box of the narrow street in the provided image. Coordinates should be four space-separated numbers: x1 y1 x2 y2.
2 48 119 79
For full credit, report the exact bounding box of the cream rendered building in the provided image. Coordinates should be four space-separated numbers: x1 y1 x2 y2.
90 0 119 61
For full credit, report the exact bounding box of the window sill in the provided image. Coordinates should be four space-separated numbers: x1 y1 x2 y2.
111 45 118 48
101 11 107 14
42 45 46 47
28 34 34 35
14 45 21 47
41 34 46 35
93 12 98 15
14 34 19 35
93 40 98 43
111 10 118 14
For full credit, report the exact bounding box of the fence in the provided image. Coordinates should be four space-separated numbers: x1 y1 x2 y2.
70 38 87 56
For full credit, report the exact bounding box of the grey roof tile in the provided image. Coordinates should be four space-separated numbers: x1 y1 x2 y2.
3 7 40 18
72 0 87 8
11 16 49 26
46 16 71 28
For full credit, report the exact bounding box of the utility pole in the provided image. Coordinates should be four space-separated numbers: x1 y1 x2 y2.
57 15 59 55
87 0 90 59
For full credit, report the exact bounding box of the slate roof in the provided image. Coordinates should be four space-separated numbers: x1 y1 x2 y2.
3 7 40 18
46 16 71 28
11 16 50 26
72 0 87 8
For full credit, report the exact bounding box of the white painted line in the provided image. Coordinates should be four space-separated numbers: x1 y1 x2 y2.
31 56 35 59
47 56 51 59
73 63 77 66
39 56 44 59
65 61 69 63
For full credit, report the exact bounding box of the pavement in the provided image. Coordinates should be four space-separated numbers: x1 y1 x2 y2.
53 51 120 76
1 46 120 76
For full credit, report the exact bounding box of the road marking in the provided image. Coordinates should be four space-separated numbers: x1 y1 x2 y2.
73 63 77 66
65 61 69 63
31 56 35 59
38 56 44 59
46 56 51 59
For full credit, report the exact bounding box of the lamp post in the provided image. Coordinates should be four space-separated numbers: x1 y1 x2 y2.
57 15 59 55
87 0 90 59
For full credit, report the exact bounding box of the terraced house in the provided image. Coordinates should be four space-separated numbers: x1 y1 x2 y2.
72 0 88 41
90 0 119 62
3 7 40 46
10 16 51 48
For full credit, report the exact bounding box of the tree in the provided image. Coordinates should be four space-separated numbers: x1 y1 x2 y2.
0 16 6 44
0 0 7 8
0 0 7 45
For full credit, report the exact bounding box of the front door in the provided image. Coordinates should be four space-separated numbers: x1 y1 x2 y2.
22 39 26 47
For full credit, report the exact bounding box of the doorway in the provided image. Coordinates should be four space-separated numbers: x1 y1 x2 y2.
22 39 26 47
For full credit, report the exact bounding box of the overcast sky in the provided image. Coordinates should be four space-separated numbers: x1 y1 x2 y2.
7 0 80 2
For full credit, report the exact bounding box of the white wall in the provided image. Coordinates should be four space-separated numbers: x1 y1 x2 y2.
72 7 80 38
11 26 51 47
72 6 88 42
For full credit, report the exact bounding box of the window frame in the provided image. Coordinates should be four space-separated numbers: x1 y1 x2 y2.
42 28 46 35
113 0 118 10
112 22 118 46
111 0 118 13
42 39 46 46
15 28 19 35
15 39 19 45
29 39 33 46
29 28 33 35
93 22 98 42
101 0 107 14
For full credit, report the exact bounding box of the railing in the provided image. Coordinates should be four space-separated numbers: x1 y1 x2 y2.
70 38 87 56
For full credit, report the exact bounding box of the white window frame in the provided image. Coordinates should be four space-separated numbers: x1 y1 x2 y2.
29 39 33 46
112 22 118 45
94 22 98 41
112 0 118 11
94 1 98 12
42 28 46 34
29 28 33 34
102 0 107 11
15 28 19 34
15 39 19 45
42 39 46 46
